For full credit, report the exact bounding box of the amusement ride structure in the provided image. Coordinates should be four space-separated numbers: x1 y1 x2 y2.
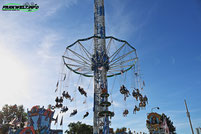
53 0 148 134
5 1 149 134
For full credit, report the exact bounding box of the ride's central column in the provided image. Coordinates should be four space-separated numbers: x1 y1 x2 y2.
93 0 109 133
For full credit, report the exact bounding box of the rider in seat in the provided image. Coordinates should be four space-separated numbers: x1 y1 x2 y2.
62 91 66 97
139 101 143 107
61 106 68 113
120 85 130 101
59 103 63 108
142 101 146 107
55 97 59 103
143 95 148 104
139 94 143 102
62 91 72 100
58 97 63 103
123 109 129 117
78 86 87 97
133 105 140 114
55 103 59 108
65 92 71 99
120 85 126 94
55 103 63 108
132 90 138 101
135 88 140 95
70 109 77 117
83 112 89 119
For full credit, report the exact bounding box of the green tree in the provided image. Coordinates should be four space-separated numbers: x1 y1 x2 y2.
0 104 27 134
161 113 176 134
115 127 127 134
65 121 93 134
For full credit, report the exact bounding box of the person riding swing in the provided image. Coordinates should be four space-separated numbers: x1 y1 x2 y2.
143 95 148 104
61 106 68 113
139 101 143 108
120 85 126 94
65 92 71 99
59 97 63 103
132 90 138 101
139 94 143 102
70 109 77 117
55 102 63 108
83 112 89 119
55 96 63 108
78 86 87 97
55 97 59 103
120 85 130 100
62 91 66 98
55 103 59 108
123 109 129 117
133 105 140 114
62 91 72 100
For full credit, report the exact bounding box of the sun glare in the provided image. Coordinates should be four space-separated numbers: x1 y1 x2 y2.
0 47 29 106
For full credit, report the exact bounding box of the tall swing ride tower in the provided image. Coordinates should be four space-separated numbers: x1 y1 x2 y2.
62 0 140 133
93 0 109 133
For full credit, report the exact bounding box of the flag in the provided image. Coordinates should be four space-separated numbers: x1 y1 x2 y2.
54 114 58 125
60 116 63 126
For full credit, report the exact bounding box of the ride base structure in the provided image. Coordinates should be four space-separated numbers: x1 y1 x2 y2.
9 106 62 134
146 113 169 134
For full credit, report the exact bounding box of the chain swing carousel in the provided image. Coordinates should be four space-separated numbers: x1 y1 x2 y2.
7 1 148 134
51 0 148 134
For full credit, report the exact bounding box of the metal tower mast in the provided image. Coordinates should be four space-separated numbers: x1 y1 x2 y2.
185 99 194 134
93 0 109 133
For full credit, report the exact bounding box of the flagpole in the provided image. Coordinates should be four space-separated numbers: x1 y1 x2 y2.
184 99 194 134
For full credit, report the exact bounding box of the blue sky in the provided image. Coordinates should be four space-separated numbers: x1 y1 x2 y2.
0 0 201 133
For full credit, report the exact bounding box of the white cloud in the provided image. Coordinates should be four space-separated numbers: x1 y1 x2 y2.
37 33 62 61
64 0 78 8
38 0 78 17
